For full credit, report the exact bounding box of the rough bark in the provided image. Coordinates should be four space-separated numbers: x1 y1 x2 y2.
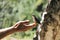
40 0 60 40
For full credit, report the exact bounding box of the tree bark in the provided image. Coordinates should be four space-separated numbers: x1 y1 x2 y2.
40 0 60 40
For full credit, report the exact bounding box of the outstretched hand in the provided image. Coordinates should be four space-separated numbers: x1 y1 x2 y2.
13 20 36 32
0 17 37 39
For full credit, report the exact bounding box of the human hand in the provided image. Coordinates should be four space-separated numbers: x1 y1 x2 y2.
12 20 36 32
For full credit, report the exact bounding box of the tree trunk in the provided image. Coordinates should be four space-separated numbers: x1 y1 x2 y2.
40 0 60 40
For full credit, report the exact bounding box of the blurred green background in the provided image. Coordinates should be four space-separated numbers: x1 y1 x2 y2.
0 0 48 40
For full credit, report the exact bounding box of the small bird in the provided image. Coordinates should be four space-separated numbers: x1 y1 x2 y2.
32 15 40 24
32 15 41 40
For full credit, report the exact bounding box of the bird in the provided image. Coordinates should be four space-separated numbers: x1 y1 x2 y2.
32 15 40 24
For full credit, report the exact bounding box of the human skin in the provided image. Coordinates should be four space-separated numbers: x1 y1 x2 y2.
0 20 36 39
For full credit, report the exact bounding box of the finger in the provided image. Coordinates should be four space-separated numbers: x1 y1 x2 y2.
21 20 30 24
15 20 29 25
21 20 30 25
24 23 36 29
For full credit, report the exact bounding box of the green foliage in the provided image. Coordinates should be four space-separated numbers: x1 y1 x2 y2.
0 0 47 39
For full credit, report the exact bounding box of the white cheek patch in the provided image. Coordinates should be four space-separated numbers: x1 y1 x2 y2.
40 12 47 23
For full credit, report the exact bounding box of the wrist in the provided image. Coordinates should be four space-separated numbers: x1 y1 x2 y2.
11 26 17 32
